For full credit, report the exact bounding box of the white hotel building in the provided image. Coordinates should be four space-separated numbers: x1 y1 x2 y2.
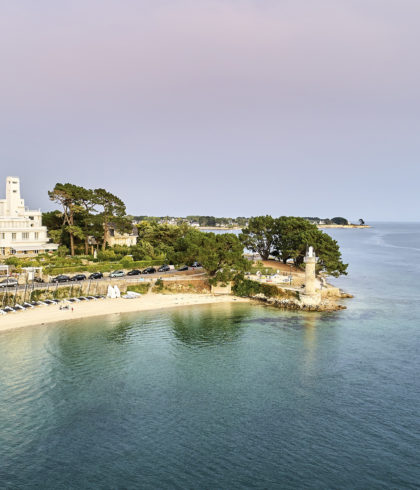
0 176 58 256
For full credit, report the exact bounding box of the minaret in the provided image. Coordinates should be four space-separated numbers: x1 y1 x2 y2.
304 246 317 295
5 177 24 217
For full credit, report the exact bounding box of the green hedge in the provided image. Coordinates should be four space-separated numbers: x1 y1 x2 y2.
46 259 163 275
233 279 279 298
233 279 297 299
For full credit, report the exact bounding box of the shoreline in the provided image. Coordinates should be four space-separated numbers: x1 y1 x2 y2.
317 224 371 229
200 225 371 231
0 294 250 333
199 226 242 231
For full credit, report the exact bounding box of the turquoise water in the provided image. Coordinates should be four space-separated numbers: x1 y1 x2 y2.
1 223 420 489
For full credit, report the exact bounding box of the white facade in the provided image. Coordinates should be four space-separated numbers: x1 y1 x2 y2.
0 176 58 256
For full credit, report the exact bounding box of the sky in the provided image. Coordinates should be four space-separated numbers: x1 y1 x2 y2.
0 0 419 221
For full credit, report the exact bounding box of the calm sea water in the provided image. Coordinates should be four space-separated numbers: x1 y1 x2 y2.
1 223 419 489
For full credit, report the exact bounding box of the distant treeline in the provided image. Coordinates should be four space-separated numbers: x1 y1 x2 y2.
132 215 351 227
132 216 249 227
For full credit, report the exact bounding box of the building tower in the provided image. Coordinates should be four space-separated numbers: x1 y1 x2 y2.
5 176 25 217
0 176 58 256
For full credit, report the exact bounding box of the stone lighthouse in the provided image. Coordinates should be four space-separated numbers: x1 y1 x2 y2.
304 246 317 295
300 246 321 306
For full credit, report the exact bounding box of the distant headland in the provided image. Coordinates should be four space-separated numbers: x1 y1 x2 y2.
132 215 370 230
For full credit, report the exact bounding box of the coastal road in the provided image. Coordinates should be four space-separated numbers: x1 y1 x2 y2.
0 268 205 295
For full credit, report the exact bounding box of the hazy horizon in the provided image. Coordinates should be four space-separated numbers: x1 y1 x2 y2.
1 1 419 221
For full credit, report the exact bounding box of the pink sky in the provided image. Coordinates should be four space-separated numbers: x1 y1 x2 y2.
1 0 419 220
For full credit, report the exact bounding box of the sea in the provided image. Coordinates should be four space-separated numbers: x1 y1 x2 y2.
0 222 419 489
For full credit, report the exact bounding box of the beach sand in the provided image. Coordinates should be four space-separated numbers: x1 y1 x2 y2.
0 294 249 333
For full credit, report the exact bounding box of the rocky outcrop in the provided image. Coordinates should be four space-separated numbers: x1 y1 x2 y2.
250 293 347 312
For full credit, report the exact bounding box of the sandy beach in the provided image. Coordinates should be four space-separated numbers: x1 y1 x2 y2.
0 294 249 333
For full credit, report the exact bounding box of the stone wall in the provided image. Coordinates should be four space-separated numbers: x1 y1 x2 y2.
211 283 232 295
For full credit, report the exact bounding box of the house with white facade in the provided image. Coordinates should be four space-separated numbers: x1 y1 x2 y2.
0 176 58 256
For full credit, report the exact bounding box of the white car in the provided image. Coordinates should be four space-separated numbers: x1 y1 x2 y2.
0 278 18 288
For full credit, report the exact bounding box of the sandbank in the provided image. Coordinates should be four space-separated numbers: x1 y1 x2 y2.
0 294 249 333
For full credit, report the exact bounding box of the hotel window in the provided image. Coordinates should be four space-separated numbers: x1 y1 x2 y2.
22 232 29 240
35 232 39 239
12 233 16 240
0 233 5 240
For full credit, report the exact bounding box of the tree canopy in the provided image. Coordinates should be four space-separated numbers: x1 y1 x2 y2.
331 217 349 225
174 231 249 284
241 216 347 277
47 183 131 255
239 215 277 260
44 187 347 280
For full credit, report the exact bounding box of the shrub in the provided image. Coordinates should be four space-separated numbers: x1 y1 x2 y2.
127 283 150 294
57 245 69 257
120 255 134 268
4 257 22 266
233 278 298 300
97 250 118 262
233 279 280 298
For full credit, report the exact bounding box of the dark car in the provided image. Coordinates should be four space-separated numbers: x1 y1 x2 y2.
127 269 142 276
177 265 189 271
191 261 201 268
71 274 86 281
0 278 18 288
89 272 103 280
51 275 71 283
33 277 44 283
158 265 171 272
142 267 156 274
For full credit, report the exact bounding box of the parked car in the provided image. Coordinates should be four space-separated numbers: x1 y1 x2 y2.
177 265 189 271
191 261 201 268
142 267 156 274
33 277 44 283
158 265 171 272
89 272 103 280
110 270 125 278
51 275 71 283
0 278 18 288
127 269 142 276
71 274 87 281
